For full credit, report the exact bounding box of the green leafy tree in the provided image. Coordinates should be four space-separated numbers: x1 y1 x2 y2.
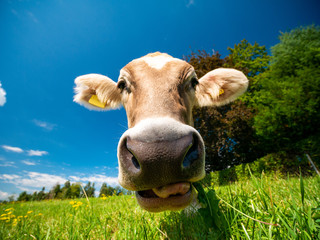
187 43 269 171
31 191 38 201
37 187 46 200
224 39 270 77
17 191 32 201
224 39 270 104
50 183 62 199
253 25 320 158
70 183 81 198
61 181 72 199
99 182 115 197
82 182 95 198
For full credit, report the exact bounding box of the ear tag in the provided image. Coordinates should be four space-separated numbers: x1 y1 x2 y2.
88 95 106 108
219 88 225 95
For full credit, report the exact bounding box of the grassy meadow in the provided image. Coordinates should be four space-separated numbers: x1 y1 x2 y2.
1 173 319 239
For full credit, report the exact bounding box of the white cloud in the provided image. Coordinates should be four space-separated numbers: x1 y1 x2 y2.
0 190 9 200
26 172 65 188
0 172 67 191
2 145 23 153
0 82 6 107
21 160 37 166
0 172 119 196
69 174 119 197
0 161 15 167
0 174 21 180
1 145 48 157
69 174 118 187
33 119 56 131
27 150 48 156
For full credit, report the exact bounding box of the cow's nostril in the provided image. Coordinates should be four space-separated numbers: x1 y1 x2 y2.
131 155 140 170
182 134 199 168
125 138 141 170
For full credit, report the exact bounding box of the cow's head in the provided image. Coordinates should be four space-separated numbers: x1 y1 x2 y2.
74 52 248 212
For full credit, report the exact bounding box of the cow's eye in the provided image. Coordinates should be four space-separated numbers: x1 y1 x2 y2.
190 77 199 89
117 80 127 92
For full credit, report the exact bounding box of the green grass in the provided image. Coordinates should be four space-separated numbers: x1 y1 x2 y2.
1 173 320 239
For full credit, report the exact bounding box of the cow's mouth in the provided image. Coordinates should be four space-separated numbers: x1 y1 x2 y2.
135 182 196 212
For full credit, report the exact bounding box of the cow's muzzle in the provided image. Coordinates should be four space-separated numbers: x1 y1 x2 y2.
117 118 205 212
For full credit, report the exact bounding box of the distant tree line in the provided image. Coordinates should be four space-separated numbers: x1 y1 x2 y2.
14 181 132 202
186 25 320 175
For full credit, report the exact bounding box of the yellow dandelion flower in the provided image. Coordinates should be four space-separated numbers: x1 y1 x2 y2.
7 211 12 215
1 213 7 217
18 216 23 219
24 215 28 218
5 208 13 212
0 217 8 221
38 213 43 216
27 211 33 214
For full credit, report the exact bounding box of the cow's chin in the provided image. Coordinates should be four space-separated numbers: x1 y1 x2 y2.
135 182 197 212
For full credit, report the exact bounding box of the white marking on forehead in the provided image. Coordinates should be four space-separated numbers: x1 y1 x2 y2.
142 55 184 70
119 69 130 79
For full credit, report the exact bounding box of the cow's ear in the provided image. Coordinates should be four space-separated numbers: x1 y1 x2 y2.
74 74 121 111
195 68 248 107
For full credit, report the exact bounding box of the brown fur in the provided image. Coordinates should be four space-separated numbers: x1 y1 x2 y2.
74 53 248 126
122 57 195 127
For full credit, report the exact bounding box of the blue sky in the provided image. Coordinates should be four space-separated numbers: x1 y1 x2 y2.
0 0 319 200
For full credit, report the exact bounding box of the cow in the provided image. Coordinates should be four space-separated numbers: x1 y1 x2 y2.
73 52 248 212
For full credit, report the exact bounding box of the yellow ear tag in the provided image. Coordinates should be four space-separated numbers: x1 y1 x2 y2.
219 88 225 95
88 95 106 108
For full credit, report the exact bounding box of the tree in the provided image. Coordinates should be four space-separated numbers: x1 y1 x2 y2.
224 39 270 78
184 50 225 78
70 183 81 198
99 182 115 197
37 187 46 200
50 183 62 199
187 43 269 171
61 181 72 199
224 39 270 105
17 191 31 201
82 182 95 198
253 25 320 158
8 195 15 202
31 191 38 201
